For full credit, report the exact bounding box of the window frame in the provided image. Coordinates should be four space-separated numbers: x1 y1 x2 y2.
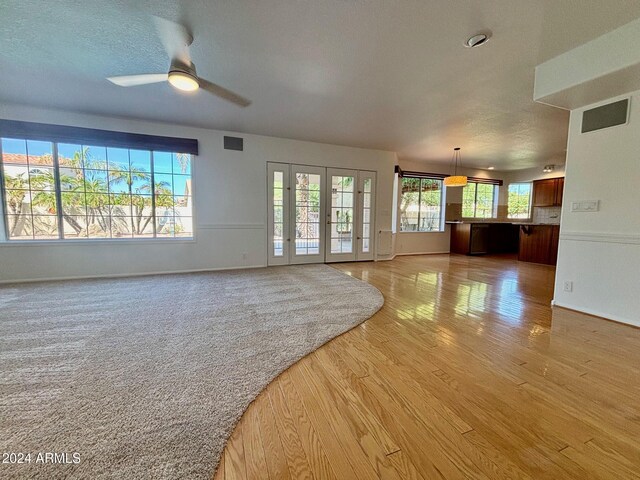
507 182 533 219
399 176 446 233
0 138 195 243
462 181 498 219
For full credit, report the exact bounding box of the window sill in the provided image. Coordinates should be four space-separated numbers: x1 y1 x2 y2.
398 230 446 234
0 238 196 247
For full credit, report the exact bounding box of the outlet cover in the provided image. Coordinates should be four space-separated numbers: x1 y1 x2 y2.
563 281 573 292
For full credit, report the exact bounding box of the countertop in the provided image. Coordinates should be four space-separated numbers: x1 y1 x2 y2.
512 223 560 226
446 221 559 226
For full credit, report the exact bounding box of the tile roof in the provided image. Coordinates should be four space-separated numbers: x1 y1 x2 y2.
2 153 53 166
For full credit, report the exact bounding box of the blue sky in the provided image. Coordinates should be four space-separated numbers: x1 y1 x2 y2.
3 138 191 196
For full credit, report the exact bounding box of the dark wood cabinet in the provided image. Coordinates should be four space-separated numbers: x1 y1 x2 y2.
450 223 471 254
488 223 520 253
555 178 564 206
549 225 560 265
451 223 519 255
451 222 557 264
518 225 560 265
532 179 557 207
532 178 564 207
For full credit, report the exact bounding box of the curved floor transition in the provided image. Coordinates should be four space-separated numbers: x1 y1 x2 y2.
217 255 640 480
0 264 383 480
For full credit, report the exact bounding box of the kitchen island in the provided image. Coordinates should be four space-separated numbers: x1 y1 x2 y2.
448 221 560 265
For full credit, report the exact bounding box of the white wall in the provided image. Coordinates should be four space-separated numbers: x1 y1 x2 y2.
534 17 640 109
553 91 640 327
503 164 565 183
0 104 397 282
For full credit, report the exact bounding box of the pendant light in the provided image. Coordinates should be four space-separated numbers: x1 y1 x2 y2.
444 147 468 187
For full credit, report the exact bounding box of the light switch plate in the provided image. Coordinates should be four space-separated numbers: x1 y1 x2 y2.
571 200 599 212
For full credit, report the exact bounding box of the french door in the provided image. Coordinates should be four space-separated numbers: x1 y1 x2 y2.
356 170 376 261
268 163 325 265
268 163 375 265
290 165 325 264
325 169 376 262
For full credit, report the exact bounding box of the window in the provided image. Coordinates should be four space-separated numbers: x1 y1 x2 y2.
400 177 444 232
272 170 284 257
507 182 532 219
462 182 497 218
1 137 193 240
362 177 372 252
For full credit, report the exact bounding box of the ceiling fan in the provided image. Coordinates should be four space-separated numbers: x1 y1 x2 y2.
107 16 251 107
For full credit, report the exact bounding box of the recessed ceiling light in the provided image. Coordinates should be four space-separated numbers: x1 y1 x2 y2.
465 32 491 48
487 166 495 170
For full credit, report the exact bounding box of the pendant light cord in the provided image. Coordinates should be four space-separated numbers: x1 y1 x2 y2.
452 147 461 175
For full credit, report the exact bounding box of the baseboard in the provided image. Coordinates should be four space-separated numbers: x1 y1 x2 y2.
0 264 267 285
395 251 450 256
552 301 640 329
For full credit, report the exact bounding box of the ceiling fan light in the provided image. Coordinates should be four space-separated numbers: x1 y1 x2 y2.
444 175 468 187
168 71 199 92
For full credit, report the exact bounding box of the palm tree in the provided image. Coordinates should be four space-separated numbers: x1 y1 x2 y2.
176 153 190 174
108 165 151 234
4 173 29 235
30 168 56 211
148 182 173 234
3 166 57 237
5 146 178 238
82 176 111 234
296 174 310 239
57 147 97 235
59 190 86 235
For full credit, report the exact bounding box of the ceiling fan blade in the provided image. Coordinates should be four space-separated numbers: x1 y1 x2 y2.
107 74 168 87
153 15 192 65
199 79 251 107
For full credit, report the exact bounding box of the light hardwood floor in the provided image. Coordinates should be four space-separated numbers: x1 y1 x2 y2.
215 254 640 479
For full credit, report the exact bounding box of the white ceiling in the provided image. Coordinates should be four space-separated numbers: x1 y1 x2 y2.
1 1 639 170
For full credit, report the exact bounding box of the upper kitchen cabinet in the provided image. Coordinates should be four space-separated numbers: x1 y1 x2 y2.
532 178 564 207
555 178 564 206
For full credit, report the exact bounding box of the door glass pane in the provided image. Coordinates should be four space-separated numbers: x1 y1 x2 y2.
362 177 372 253
295 172 321 255
330 175 354 254
273 170 284 256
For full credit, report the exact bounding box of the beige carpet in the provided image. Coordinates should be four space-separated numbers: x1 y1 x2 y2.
0 264 383 479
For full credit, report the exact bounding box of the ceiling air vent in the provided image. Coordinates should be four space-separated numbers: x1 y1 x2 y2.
224 136 244 151
581 99 629 133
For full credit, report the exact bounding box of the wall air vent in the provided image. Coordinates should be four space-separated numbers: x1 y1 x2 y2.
224 136 244 151
581 98 629 133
